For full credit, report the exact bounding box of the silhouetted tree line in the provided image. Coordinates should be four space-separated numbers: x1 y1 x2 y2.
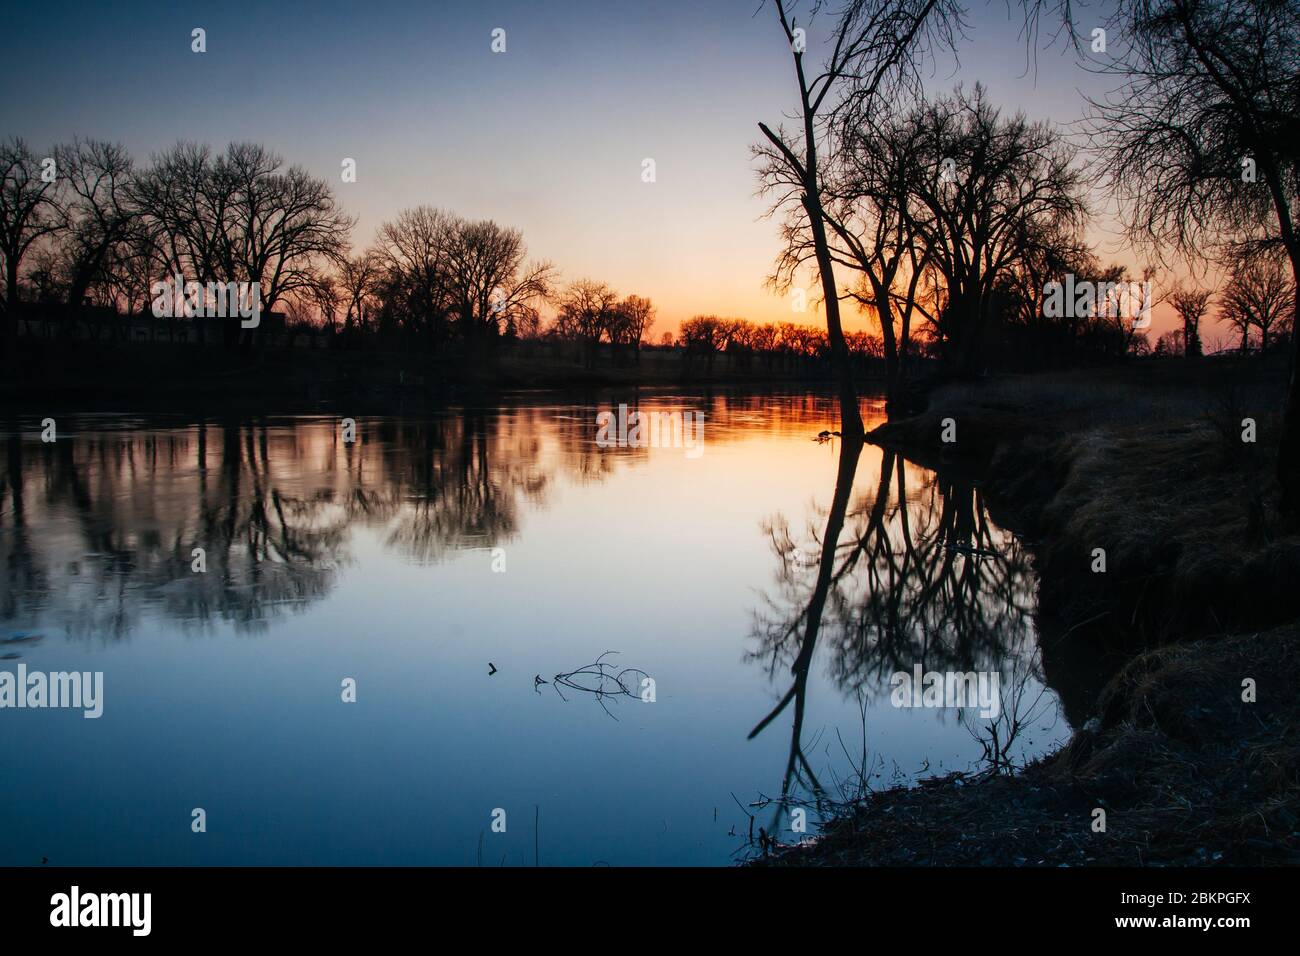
0 139 666 361
676 314 891 375
546 278 656 367
1 140 353 350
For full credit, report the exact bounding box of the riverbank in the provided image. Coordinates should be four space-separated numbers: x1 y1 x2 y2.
0 337 871 412
760 356 1300 866
765 623 1300 865
875 357 1300 639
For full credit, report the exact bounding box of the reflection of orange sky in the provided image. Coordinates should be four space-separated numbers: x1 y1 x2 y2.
3 395 1020 648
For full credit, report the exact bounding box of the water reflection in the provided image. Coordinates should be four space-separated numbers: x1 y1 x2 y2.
0 395 1076 864
0 396 850 640
746 433 1053 833
2 412 554 637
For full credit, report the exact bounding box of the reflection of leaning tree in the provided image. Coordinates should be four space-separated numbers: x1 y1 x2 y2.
745 438 1041 830
747 434 866 828
824 454 1038 684
752 448 1038 691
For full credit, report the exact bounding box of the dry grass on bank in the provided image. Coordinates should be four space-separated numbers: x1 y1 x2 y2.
766 360 1300 866
1036 417 1300 632
870 358 1300 638
760 625 1300 867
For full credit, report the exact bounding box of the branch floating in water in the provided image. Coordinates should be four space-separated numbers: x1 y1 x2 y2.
545 651 651 719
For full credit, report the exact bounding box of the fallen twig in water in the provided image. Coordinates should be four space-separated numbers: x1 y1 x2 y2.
545 651 650 720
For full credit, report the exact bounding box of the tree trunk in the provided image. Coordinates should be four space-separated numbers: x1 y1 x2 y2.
1278 289 1300 526
941 286 984 379
870 276 903 415
802 193 864 438
1185 317 1202 357
3 261 18 361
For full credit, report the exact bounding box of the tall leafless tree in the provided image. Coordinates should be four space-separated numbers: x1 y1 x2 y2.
56 139 137 308
1 138 64 353
903 86 1086 376
1088 0 1300 520
1220 246 1295 353
219 143 353 315
756 0 965 436
444 218 553 342
372 205 458 347
133 142 351 346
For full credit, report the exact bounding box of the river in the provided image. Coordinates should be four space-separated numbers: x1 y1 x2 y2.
0 391 1071 865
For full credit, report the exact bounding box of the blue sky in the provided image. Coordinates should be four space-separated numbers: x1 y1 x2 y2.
3 1 1158 333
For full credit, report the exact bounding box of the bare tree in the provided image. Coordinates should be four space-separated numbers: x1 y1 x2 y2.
1 138 64 351
679 314 728 373
1221 246 1295 353
608 294 656 363
56 140 137 308
372 206 458 347
1169 283 1213 357
756 0 965 436
1088 0 1300 519
133 142 231 290
299 272 341 334
765 88 933 409
554 279 619 367
901 86 1086 376
219 143 352 315
337 252 382 336
368 208 554 351
997 221 1097 358
133 142 351 346
95 231 157 321
843 125 937 408
444 218 553 342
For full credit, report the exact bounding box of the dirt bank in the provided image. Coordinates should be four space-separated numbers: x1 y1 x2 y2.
761 358 1300 866
871 359 1300 640
762 624 1300 866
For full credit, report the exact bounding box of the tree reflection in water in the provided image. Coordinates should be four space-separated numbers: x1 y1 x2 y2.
746 435 1055 840
0 394 849 641
0 411 583 638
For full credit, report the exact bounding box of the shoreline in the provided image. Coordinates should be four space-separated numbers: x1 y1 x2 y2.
757 359 1300 866
0 337 885 414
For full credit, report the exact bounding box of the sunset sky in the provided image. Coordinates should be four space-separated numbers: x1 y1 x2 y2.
1 0 1193 338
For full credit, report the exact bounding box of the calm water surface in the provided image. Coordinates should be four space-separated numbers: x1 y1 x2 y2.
0 392 1070 865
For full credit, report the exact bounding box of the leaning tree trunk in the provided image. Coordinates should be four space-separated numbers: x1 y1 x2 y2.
802 193 864 438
